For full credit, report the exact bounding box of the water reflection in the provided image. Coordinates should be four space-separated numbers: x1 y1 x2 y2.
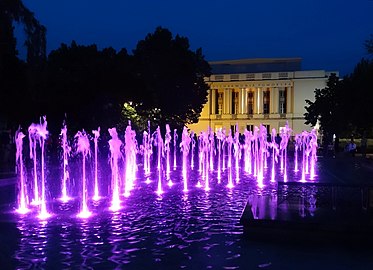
15 219 49 269
10 167 345 269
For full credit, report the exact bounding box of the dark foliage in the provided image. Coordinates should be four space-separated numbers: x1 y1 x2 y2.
132 27 211 129
0 0 46 130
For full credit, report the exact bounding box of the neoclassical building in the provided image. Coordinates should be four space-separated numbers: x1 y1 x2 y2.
188 58 338 135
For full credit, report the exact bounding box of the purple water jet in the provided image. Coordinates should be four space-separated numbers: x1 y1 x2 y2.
15 129 29 214
180 127 191 192
154 126 164 195
108 127 123 211
124 122 138 196
173 129 178 170
92 127 100 200
75 130 91 218
60 121 71 202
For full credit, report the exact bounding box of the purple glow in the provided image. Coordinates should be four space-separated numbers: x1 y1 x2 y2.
309 129 318 180
243 129 253 174
156 168 163 195
75 130 91 218
226 130 234 188
173 129 178 170
270 128 279 183
216 128 224 181
280 122 292 183
294 134 301 172
191 131 196 169
165 124 172 180
15 129 29 214
60 122 71 202
142 121 152 175
233 125 240 183
14 119 321 219
154 126 164 195
180 127 191 192
209 127 215 172
124 122 137 196
28 123 40 205
108 127 122 211
92 127 101 201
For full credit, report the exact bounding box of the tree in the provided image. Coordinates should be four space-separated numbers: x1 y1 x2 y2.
45 41 134 133
132 27 211 129
304 73 346 151
345 58 373 137
0 0 46 128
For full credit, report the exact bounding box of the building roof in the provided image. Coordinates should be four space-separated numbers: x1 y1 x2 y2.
209 58 302 74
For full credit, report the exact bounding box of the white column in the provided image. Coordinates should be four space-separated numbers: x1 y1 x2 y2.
286 86 292 113
257 88 262 114
211 89 216 115
253 88 257 114
270 87 274 114
273 87 279 114
224 88 230 114
242 88 247 114
228 89 232 114
238 88 243 114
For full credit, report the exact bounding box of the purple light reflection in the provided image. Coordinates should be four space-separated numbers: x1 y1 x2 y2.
13 120 319 219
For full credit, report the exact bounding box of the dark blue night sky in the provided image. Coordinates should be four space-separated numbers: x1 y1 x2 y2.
22 0 373 76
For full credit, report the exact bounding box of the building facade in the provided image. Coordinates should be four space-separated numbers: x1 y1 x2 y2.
188 58 338 135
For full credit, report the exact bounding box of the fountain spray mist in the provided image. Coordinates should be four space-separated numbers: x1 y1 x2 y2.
60 121 71 202
92 127 100 200
108 127 123 211
15 129 29 214
75 130 91 218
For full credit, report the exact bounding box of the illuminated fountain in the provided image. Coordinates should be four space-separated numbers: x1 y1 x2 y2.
15 129 29 214
13 118 319 219
233 125 241 183
279 122 292 182
173 129 178 170
108 127 122 211
197 131 209 190
154 126 164 195
60 121 71 202
180 127 191 192
164 124 172 183
216 128 224 181
226 129 234 188
92 127 101 201
75 130 91 218
28 116 50 219
243 129 253 175
124 122 138 197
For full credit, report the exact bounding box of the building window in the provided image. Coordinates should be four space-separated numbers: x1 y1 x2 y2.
232 91 239 114
217 92 223 114
231 124 238 135
247 91 254 114
279 88 287 114
263 89 270 114
246 124 254 132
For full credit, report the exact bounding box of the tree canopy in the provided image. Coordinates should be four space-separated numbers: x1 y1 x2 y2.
38 27 210 134
1 3 211 133
132 27 211 129
0 0 46 128
44 41 133 133
344 58 373 135
305 58 373 148
304 73 346 146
